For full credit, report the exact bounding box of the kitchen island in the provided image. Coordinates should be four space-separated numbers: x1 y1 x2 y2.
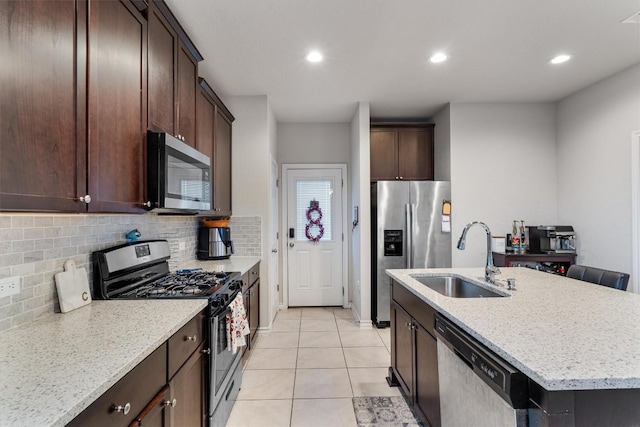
387 267 640 426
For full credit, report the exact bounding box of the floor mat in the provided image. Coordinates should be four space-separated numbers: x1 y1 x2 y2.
352 396 424 427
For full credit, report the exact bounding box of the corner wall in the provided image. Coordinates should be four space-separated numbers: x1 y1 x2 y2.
350 102 371 324
449 103 558 267
225 95 276 329
557 64 640 274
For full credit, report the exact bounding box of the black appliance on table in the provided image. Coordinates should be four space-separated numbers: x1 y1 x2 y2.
92 240 242 427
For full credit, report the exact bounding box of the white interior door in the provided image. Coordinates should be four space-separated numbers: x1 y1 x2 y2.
287 168 343 306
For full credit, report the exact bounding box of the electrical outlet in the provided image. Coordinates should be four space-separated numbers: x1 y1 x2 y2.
0 276 20 298
179 242 186 251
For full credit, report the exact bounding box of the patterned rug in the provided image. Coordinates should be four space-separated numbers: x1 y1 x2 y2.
352 396 424 427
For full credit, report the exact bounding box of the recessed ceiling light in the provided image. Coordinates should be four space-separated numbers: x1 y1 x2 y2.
621 11 640 24
429 52 448 63
549 54 572 64
306 51 323 63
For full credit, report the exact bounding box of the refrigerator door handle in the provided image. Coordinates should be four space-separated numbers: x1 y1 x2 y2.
405 203 413 268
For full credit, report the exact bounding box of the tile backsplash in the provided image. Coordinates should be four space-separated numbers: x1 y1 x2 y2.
0 213 263 332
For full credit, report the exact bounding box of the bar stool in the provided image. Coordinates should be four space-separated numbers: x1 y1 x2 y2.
565 264 630 291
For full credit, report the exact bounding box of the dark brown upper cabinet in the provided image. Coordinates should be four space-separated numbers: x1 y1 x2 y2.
196 78 234 217
370 124 435 182
147 0 202 148
0 0 87 211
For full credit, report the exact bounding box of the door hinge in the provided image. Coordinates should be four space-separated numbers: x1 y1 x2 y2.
277 284 280 291
341 179 344 188
276 179 279 188
277 232 279 239
342 232 344 241
342 287 344 295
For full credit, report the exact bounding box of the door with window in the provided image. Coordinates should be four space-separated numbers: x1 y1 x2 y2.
286 168 343 306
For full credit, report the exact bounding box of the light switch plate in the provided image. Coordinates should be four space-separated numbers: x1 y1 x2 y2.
0 276 20 298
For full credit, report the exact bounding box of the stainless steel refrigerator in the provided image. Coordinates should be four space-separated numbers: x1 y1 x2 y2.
371 181 452 327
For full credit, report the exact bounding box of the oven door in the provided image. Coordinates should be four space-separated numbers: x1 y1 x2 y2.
210 303 240 413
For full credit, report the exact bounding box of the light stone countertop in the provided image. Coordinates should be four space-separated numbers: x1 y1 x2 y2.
387 267 640 391
0 299 207 427
183 256 261 276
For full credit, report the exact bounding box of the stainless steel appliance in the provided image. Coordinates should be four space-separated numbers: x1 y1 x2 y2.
527 226 576 254
371 181 452 327
92 240 242 427
197 227 234 260
435 313 528 426
147 131 211 213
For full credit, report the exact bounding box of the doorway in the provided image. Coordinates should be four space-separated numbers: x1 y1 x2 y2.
631 130 640 293
282 164 348 307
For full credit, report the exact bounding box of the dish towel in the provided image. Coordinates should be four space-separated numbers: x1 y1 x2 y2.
226 292 250 354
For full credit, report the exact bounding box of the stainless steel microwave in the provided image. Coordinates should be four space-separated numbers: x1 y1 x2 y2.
147 131 211 213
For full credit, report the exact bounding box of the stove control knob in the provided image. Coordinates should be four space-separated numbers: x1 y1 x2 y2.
229 281 240 291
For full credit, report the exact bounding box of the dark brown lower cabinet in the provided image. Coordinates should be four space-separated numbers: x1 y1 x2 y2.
169 342 206 427
414 322 440 427
390 281 441 427
69 310 206 427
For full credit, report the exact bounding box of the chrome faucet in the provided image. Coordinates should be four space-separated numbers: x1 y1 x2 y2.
456 221 501 284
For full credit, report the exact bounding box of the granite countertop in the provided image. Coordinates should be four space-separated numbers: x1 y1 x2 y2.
387 267 640 391
0 299 207 427
184 256 261 276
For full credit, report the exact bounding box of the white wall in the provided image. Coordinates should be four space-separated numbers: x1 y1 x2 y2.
277 123 351 164
350 102 371 324
225 95 277 329
450 103 558 267
557 64 640 274
433 104 451 181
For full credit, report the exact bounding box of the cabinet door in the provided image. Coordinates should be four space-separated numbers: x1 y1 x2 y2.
370 129 398 181
196 84 215 210
213 108 232 216
0 0 86 211
131 385 170 427
176 41 197 148
391 302 413 398
148 2 176 134
249 279 260 346
415 322 441 427
169 343 206 427
398 128 434 180
87 0 147 213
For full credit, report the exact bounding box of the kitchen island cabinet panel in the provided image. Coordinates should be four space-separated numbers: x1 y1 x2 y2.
390 280 440 427
87 0 147 213
0 0 86 212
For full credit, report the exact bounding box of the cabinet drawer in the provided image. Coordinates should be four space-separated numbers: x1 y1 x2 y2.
392 281 436 336
249 262 260 285
168 311 205 379
68 343 167 427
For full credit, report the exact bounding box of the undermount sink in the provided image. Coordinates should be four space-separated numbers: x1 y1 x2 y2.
410 275 506 298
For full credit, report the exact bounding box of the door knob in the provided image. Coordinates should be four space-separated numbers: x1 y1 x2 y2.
271 249 278 253
289 243 295 248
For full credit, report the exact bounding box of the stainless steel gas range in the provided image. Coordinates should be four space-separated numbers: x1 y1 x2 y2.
92 240 243 427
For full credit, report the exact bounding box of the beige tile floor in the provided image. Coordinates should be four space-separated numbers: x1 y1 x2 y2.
226 307 400 427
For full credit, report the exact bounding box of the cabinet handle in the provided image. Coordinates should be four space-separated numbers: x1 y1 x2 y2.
141 201 151 208
79 194 91 204
112 402 131 415
201 348 211 355
185 335 197 341
399 177 403 180
163 399 177 408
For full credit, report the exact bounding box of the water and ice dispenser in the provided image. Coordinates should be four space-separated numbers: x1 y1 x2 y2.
384 230 403 256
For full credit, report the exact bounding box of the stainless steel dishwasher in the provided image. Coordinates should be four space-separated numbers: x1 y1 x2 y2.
435 314 529 427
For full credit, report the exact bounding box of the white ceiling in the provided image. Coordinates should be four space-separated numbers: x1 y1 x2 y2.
166 0 640 122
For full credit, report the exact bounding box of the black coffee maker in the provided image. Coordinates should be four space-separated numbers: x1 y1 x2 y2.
526 226 576 254
197 227 234 260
